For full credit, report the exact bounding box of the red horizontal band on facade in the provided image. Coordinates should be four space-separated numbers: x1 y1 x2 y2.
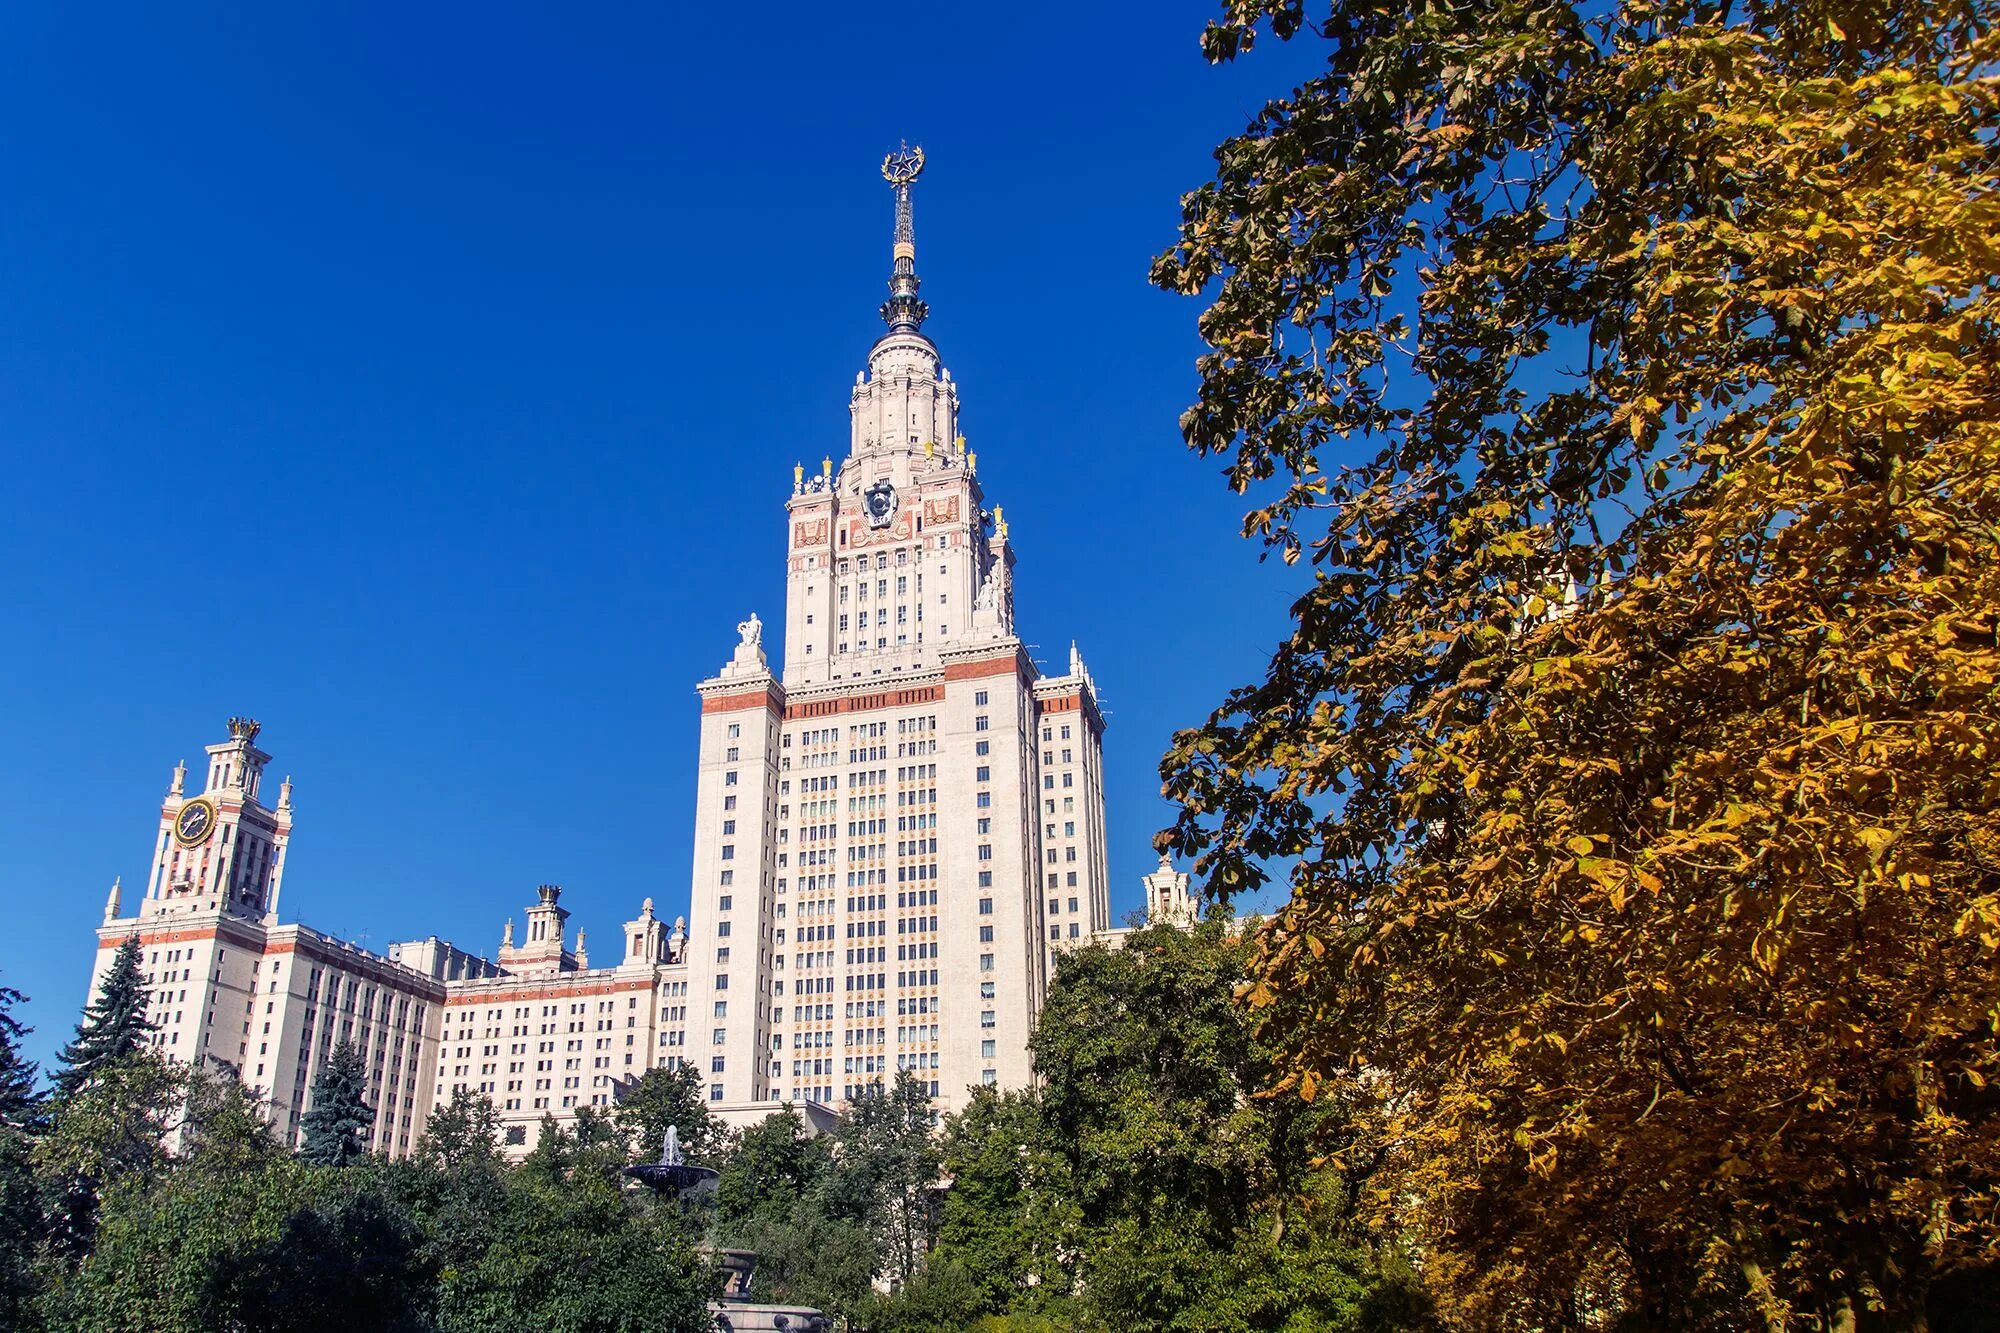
443 976 657 1006
783 685 943 721
942 651 1028 683
701 687 783 715
100 925 225 949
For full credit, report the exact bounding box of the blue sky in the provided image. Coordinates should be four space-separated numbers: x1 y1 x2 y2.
0 2 1322 1075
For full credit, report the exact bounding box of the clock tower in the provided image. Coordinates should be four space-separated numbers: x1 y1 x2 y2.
143 716 293 922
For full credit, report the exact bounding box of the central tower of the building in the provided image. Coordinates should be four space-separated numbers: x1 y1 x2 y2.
684 148 1109 1114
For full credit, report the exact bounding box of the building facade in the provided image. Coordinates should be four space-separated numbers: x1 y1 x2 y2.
83 148 1155 1156
685 145 1110 1116
90 717 699 1156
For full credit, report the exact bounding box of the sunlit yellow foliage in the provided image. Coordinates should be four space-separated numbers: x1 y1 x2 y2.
1156 0 1999 1324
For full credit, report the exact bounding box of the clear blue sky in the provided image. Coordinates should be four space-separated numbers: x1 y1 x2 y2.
0 2 1320 1076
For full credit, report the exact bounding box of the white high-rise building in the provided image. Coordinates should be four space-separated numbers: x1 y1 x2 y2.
80 148 1125 1155
685 145 1109 1115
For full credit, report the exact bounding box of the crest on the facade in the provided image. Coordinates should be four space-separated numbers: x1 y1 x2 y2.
863 480 898 529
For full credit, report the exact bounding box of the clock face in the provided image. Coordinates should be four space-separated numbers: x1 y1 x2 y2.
173 797 216 848
863 480 897 529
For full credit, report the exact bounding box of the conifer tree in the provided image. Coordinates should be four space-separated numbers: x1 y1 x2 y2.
298 1040 373 1167
0 981 40 1131
0 981 42 1327
51 936 152 1098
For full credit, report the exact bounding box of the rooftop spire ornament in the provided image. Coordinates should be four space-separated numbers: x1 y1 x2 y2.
879 142 929 335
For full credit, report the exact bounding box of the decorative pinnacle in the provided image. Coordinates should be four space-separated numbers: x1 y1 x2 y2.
879 143 930 335
226 717 261 742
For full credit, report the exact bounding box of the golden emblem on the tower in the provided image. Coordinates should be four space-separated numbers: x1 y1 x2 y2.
881 142 925 185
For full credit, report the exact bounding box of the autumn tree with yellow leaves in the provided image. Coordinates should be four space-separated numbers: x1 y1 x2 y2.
1153 0 1999 1325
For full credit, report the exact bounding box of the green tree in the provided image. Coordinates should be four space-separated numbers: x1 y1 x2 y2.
32 1050 182 1258
614 1063 719 1165
397 1090 510 1291
435 1154 711 1333
864 1258 985 1333
56 1159 430 1333
177 1064 283 1176
932 922 1423 1331
1154 0 2000 1322
825 1070 942 1285
715 1105 830 1229
297 1041 372 1167
934 1086 1068 1314
413 1087 505 1175
0 981 44 1328
50 939 151 1098
0 981 39 1132
730 1200 878 1322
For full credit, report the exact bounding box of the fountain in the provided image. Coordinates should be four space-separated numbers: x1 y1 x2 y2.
621 1125 719 1199
620 1125 830 1332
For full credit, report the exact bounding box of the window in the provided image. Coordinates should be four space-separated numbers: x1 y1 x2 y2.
728 723 741 738
980 954 994 972
974 690 989 706
717 921 732 937
978 845 993 861
975 715 990 732
975 740 989 756
977 818 991 834
982 1040 996 1059
978 898 992 914
976 766 991 782
725 770 739 787
980 981 996 999
979 926 993 942
978 871 993 888
719 895 733 911
976 792 991 809
710 1084 724 1101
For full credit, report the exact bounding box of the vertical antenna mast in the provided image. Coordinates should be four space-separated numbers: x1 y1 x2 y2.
879 143 929 334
